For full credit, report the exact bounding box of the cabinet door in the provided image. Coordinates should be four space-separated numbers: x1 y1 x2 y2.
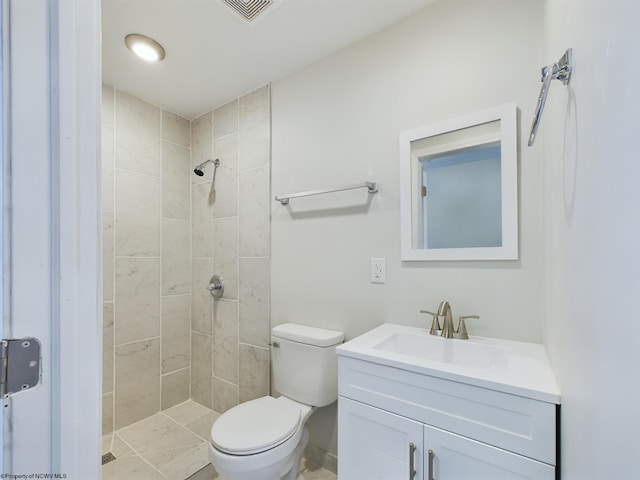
425 425 555 480
339 397 424 480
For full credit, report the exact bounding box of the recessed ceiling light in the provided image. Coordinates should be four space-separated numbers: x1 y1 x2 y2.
125 34 165 62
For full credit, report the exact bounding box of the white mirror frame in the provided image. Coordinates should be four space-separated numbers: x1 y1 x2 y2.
400 103 518 261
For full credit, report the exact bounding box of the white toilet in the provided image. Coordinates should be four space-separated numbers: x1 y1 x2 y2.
208 323 344 480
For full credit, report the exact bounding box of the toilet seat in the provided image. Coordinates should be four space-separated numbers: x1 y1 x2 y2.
211 396 302 455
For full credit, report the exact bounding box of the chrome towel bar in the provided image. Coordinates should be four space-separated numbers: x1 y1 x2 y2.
275 181 379 205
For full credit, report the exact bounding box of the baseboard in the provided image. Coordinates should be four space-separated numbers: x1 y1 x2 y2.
304 442 338 474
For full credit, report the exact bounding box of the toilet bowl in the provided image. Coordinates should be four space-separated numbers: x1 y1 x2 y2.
208 323 344 480
209 396 312 480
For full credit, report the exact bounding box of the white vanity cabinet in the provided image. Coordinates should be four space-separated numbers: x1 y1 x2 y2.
339 397 554 480
339 397 425 479
337 355 558 480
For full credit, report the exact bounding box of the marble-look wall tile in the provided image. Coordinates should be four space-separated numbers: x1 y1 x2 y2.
186 88 270 416
115 91 161 176
191 259 213 335
191 112 213 185
103 211 114 302
239 258 269 348
238 166 269 257
115 169 161 257
115 338 161 430
212 377 238 414
191 333 212 409
191 220 213 260
103 302 114 393
213 134 239 219
213 217 238 300
103 392 114 435
239 85 270 171
239 344 269 403
162 295 190 373
191 183 214 259
213 99 238 140
162 141 190 221
115 257 160 345
162 219 190 295
213 299 238 384
162 110 190 148
102 84 115 211
161 368 190 410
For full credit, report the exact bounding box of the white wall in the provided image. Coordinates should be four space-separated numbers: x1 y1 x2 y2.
272 0 544 457
543 1 640 478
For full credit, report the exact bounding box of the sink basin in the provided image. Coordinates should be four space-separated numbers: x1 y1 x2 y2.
336 323 560 403
373 331 508 371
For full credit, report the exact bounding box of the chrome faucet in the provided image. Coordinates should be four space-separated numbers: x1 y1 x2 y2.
419 309 441 335
438 301 455 338
421 303 480 339
456 315 480 340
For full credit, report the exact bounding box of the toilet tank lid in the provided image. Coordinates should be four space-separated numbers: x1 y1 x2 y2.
272 323 344 347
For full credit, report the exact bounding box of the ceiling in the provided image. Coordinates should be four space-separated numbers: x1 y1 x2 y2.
102 0 437 119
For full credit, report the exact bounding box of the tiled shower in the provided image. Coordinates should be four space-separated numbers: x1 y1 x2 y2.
101 84 271 434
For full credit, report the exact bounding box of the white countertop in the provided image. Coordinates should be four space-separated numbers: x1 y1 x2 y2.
336 323 561 404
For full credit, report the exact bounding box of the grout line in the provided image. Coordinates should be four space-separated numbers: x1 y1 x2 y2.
114 165 161 179
111 87 117 436
161 292 191 299
238 163 270 175
189 112 194 404
159 109 164 415
212 375 237 388
161 365 190 378
212 130 237 143
236 101 241 407
238 341 269 351
212 213 239 221
114 335 161 349
161 137 190 150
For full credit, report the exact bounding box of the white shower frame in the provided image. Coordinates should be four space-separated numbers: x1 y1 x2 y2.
3 0 101 477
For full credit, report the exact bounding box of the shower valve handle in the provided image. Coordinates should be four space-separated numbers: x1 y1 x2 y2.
207 275 224 298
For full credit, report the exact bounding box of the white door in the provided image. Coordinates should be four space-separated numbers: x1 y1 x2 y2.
338 397 425 480
425 425 555 480
2 0 101 478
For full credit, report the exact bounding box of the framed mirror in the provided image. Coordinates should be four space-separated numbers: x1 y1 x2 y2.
400 103 518 261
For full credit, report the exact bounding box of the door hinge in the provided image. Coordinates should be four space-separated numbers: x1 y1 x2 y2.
421 185 427 197
0 338 41 398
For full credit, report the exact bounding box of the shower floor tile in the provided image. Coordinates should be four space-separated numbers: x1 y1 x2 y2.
102 399 337 480
102 400 218 480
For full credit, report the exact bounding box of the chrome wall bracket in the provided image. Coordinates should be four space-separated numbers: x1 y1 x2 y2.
528 48 573 146
0 337 41 398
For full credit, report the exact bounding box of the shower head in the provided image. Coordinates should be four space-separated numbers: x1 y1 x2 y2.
194 158 220 176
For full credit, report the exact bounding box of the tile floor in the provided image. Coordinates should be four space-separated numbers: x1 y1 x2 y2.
101 399 337 480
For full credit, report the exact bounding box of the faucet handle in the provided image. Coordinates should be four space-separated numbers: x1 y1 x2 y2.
456 315 480 340
420 310 441 335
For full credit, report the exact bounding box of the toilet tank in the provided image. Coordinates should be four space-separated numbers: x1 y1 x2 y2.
271 323 344 408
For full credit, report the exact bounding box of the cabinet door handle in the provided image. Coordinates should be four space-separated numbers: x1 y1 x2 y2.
427 449 435 480
409 442 416 479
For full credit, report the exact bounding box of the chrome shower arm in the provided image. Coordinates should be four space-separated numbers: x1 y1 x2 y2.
198 158 219 169
527 48 573 147
528 65 553 147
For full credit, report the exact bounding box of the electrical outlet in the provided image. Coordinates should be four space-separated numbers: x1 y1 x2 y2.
370 258 386 284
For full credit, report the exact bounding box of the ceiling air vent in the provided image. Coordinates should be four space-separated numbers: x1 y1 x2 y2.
222 0 274 22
